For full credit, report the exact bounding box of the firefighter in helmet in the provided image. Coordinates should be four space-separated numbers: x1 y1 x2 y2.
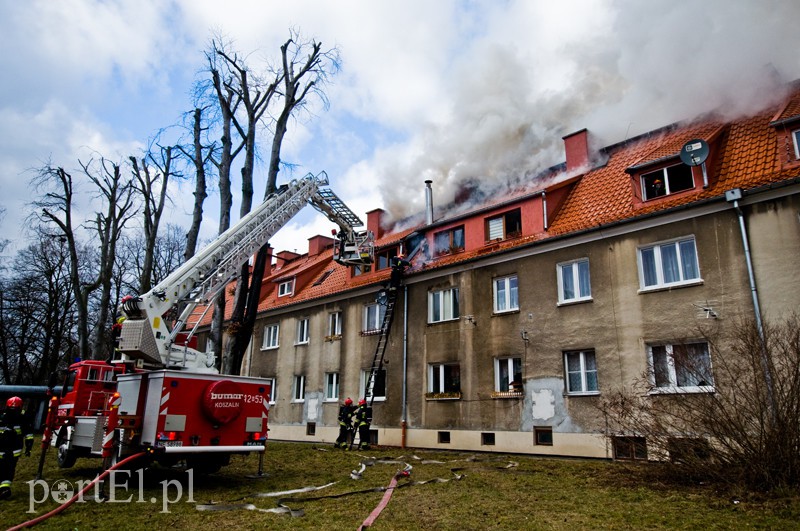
334 398 355 448
353 398 372 450
0 396 33 500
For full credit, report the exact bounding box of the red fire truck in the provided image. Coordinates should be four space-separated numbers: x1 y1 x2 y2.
48 173 374 472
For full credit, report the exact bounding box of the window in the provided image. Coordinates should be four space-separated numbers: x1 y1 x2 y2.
428 364 461 394
493 275 519 313
262 324 279 350
328 312 342 337
360 368 387 401
325 373 339 401
638 237 701 290
438 431 451 444
534 427 553 446
296 318 309 344
494 357 522 392
306 422 316 436
292 375 305 402
485 208 521 241
557 259 591 303
264 378 276 404
353 263 372 276
363 303 386 332
793 129 800 160
278 279 294 297
428 287 460 323
481 432 496 446
376 247 398 270
564 350 599 394
613 436 647 460
434 226 465 255
641 164 694 200
648 342 714 392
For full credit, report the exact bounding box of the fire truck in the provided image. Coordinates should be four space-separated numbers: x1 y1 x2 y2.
48 172 374 473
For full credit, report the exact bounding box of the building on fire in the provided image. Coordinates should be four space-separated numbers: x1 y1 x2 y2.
194 83 800 459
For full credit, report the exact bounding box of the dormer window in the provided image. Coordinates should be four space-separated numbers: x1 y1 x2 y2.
485 209 521 241
278 279 294 297
376 247 398 270
641 164 694 201
793 129 800 159
434 225 465 256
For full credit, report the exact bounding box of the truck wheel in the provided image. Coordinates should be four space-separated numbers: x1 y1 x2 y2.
56 428 77 469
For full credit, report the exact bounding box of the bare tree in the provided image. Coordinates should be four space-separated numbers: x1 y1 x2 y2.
33 160 137 360
178 107 215 261
130 144 178 293
227 33 339 374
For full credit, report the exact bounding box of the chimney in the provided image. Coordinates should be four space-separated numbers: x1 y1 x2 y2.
308 234 334 258
562 129 590 172
366 209 385 240
275 250 300 268
424 180 434 225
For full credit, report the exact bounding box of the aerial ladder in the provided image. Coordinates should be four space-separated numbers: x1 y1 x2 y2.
118 171 374 371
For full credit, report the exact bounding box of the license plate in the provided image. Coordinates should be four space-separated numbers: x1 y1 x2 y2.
157 440 183 447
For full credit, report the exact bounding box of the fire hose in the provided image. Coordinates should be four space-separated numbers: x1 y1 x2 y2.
7 451 147 531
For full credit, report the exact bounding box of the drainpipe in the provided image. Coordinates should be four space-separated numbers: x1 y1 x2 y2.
725 188 775 414
401 285 409 448
541 191 548 230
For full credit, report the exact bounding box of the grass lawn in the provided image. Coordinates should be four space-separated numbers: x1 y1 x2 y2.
3 440 799 530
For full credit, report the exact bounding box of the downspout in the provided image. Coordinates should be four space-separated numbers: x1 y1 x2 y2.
401 284 409 448
541 191 548 230
725 188 775 414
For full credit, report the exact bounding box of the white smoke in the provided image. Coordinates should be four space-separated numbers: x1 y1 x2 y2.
368 0 800 224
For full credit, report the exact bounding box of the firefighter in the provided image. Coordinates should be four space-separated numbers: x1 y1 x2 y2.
0 396 33 500
354 398 372 450
334 398 355 448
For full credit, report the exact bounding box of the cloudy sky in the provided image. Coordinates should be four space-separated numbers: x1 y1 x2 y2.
1 0 798 258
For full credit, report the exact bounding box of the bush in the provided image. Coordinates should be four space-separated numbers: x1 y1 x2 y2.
599 315 800 492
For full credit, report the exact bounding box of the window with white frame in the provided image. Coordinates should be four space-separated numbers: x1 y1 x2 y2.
360 368 387 401
296 318 309 344
292 375 305 402
564 350 599 394
493 275 519 313
648 342 714 392
641 164 695 200
264 377 276 404
328 311 342 336
325 372 339 401
494 357 522 392
428 364 461 394
262 323 279 350
428 287 460 323
557 258 591 303
278 279 294 297
793 129 800 160
363 303 386 332
638 237 701 290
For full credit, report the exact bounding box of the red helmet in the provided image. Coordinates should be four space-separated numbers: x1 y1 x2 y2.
344 398 353 406
358 399 366 406
6 396 22 410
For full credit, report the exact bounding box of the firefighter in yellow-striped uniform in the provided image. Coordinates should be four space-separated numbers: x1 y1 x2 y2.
354 399 372 450
0 397 33 500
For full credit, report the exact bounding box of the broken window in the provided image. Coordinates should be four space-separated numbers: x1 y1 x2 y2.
641 164 695 200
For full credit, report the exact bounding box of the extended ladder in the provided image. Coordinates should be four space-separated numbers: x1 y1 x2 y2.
364 290 398 406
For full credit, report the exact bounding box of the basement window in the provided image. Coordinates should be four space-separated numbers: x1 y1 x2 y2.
485 209 522 241
613 436 647 461
641 164 695 200
438 431 451 444
306 422 316 436
534 427 553 446
481 432 496 446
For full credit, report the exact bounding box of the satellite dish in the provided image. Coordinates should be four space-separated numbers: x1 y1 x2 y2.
680 139 709 167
